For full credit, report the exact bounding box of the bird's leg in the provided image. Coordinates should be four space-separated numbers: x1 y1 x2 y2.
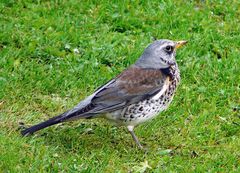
127 126 143 149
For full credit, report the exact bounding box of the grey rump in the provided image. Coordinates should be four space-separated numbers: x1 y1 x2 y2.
21 39 187 149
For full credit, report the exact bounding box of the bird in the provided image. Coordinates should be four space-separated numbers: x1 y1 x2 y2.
21 39 187 149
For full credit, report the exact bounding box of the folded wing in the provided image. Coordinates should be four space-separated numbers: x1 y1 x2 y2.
66 65 168 120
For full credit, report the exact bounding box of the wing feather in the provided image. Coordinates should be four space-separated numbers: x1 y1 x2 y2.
88 65 168 113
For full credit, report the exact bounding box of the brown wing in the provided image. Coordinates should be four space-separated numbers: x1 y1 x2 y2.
87 65 168 114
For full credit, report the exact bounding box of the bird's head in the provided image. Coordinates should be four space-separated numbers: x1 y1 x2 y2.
135 39 187 69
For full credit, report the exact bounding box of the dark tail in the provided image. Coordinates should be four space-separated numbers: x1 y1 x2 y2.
21 112 67 136
21 102 96 136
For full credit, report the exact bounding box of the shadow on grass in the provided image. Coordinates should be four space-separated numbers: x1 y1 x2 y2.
37 120 172 153
35 122 136 152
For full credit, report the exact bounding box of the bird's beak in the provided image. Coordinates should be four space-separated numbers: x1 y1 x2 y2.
175 40 188 49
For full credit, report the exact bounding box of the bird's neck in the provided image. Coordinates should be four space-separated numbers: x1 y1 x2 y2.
160 64 180 82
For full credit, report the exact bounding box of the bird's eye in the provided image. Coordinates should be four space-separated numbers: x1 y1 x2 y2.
165 45 173 53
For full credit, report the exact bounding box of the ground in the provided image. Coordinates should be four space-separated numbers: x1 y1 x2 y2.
0 0 240 172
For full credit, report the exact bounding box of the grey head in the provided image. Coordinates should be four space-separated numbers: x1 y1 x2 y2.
135 39 187 69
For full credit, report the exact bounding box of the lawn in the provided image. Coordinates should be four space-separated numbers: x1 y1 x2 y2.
0 0 240 172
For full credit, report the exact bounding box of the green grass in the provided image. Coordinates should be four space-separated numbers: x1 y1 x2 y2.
0 0 240 172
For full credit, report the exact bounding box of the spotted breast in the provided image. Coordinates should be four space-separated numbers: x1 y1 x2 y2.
105 65 180 126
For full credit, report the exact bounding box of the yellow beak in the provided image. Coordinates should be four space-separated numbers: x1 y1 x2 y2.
175 40 188 49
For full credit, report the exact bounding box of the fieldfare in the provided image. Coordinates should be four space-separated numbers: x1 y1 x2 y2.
21 39 187 148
